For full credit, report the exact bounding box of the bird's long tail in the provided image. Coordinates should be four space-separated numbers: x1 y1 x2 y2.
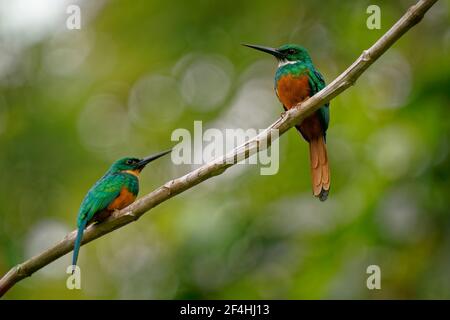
308 136 330 201
72 219 87 274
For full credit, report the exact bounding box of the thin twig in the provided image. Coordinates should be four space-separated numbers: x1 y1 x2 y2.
0 0 438 297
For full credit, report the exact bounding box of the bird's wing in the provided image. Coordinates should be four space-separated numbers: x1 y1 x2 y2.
308 68 329 133
77 173 125 226
310 68 326 92
72 173 125 269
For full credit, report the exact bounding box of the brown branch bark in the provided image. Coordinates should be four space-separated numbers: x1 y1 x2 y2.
0 0 438 297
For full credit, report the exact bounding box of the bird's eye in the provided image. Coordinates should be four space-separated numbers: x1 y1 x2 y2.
126 159 133 165
288 49 296 55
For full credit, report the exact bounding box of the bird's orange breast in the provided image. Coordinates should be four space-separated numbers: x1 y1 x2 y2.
276 74 311 109
107 187 137 211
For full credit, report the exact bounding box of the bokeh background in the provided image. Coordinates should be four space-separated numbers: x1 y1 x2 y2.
0 0 449 299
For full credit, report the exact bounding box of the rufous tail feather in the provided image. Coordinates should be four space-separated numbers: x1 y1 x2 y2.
308 136 330 201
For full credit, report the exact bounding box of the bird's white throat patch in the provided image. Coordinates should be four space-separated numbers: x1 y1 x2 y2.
278 59 299 67
123 169 140 178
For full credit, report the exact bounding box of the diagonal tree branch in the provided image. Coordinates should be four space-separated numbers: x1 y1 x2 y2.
0 0 438 297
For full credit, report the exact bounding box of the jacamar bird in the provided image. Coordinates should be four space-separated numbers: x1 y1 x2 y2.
243 43 330 201
72 149 172 271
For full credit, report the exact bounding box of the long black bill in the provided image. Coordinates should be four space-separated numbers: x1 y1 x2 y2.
242 43 285 59
137 149 172 169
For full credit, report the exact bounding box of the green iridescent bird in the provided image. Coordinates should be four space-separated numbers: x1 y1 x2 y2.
72 149 172 271
244 43 330 201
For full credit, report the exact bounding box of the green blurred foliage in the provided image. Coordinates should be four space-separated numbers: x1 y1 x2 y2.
0 0 449 299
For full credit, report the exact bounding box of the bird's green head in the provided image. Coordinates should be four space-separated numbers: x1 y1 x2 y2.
243 43 312 65
108 149 172 176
